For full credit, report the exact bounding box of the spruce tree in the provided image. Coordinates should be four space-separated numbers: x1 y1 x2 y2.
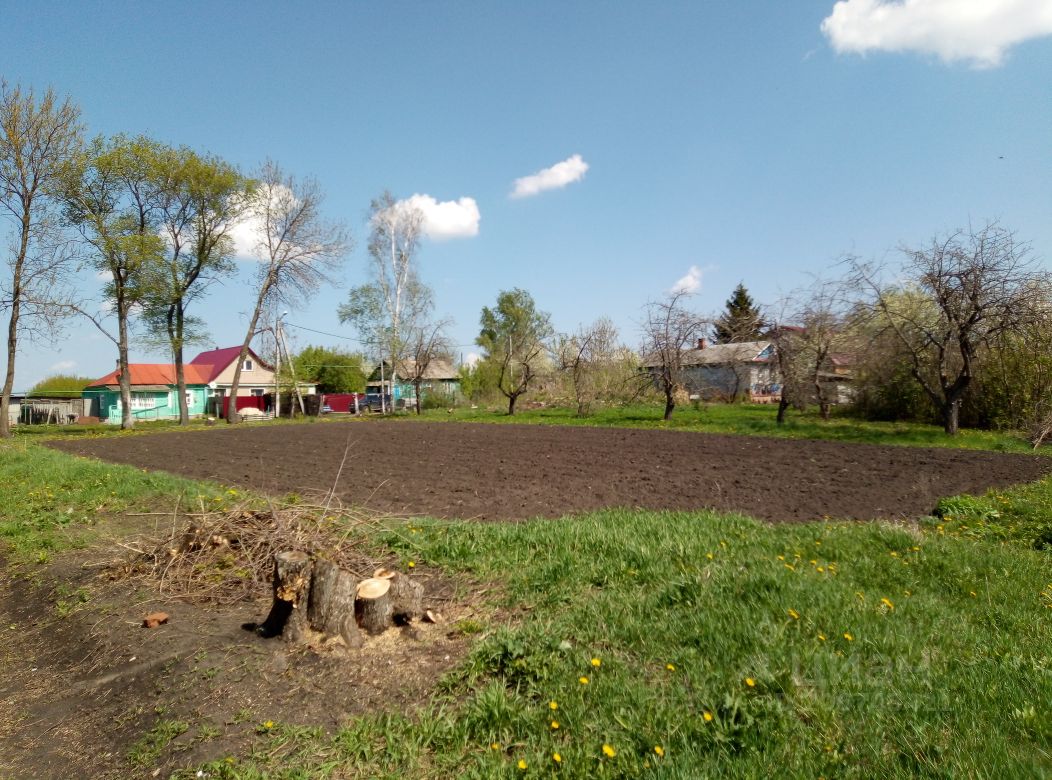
712 283 764 343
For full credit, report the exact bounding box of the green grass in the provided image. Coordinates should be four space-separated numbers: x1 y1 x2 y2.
408 403 1038 454
180 499 1052 779
0 439 227 563
1 426 1050 777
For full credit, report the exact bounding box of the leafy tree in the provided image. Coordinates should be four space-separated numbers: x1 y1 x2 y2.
27 374 93 396
0 81 83 437
477 288 553 415
63 135 169 429
293 345 367 393
143 144 248 424
712 283 764 343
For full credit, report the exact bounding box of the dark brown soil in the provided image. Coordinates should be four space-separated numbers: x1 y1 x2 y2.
49 420 1050 522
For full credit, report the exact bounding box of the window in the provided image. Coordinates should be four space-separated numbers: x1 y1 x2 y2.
129 393 155 410
243 359 254 371
185 391 193 407
250 388 265 397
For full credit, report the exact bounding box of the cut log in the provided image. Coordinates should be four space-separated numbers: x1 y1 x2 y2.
258 550 312 641
355 577 393 634
307 559 361 648
388 572 424 624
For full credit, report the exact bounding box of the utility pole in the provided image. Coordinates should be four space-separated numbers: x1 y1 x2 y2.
274 315 282 419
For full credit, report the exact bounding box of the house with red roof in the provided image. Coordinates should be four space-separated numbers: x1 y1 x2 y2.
82 346 309 423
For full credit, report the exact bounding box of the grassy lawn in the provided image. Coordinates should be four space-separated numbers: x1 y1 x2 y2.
409 403 1038 454
1 418 1050 777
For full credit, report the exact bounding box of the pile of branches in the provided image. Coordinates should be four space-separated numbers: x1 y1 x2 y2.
111 497 404 605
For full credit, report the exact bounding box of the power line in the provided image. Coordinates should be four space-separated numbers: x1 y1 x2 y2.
284 321 478 349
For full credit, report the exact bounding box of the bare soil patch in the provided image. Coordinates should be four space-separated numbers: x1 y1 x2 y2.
49 421 1050 522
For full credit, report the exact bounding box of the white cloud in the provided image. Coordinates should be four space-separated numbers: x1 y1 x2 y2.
229 215 264 260
821 0 1052 68
510 154 589 199
462 352 482 368
669 265 705 295
396 194 480 240
49 360 76 373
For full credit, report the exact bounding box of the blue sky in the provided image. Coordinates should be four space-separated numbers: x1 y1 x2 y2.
3 1 1051 389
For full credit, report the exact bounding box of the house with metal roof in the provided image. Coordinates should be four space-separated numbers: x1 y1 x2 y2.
643 339 779 401
82 346 310 423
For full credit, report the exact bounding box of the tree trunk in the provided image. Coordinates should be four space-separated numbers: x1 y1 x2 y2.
944 399 960 436
227 311 262 424
776 395 790 425
174 304 189 425
258 550 313 642
355 577 393 635
663 389 674 421
414 379 422 415
388 572 424 624
508 393 517 416
117 300 134 430
0 301 19 439
307 559 361 648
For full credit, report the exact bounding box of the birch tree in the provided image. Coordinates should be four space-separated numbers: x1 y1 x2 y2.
0 81 82 437
227 160 348 422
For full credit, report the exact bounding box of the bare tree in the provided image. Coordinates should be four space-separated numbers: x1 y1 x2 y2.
640 291 706 420
557 317 637 415
227 160 349 422
847 223 1047 435
403 316 453 414
0 81 82 437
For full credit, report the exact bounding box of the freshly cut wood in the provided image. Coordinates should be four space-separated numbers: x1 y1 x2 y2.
308 559 361 648
373 567 396 580
258 550 312 641
388 573 424 624
355 577 393 634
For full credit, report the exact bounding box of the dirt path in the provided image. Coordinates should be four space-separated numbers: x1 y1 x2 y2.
48 421 1050 522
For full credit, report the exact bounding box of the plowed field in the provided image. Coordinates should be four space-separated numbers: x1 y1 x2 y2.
49 421 1048 522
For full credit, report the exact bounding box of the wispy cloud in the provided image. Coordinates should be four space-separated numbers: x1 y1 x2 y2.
49 360 76 373
821 0 1052 68
510 154 589 199
397 194 480 240
669 265 705 295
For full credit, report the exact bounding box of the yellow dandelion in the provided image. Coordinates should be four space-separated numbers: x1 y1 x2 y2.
551 720 559 730
549 700 559 710
970 591 977 598
654 745 665 757
591 657 601 667
890 551 899 557
666 663 676 671
407 561 416 568
703 711 713 722
784 563 795 571
491 742 501 750
263 720 274 729
706 552 714 560
553 753 562 763
518 758 527 770
818 633 827 641
881 597 894 610
843 632 854 641
579 676 589 685
817 566 825 573
744 677 756 687
602 743 617 758
788 608 800 620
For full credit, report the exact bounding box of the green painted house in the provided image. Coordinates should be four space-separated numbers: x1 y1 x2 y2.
83 363 212 423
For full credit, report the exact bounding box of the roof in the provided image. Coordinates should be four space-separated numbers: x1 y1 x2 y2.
190 346 269 383
682 341 773 367
394 357 459 381
86 363 213 388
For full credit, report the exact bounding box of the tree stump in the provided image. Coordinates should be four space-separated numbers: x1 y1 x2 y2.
355 577 393 634
258 550 312 641
308 559 362 648
388 573 424 624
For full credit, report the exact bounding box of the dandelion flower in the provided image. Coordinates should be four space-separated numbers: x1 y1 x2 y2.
518 758 527 770
263 720 274 729
788 609 800 620
549 701 559 710
970 591 977 598
602 744 617 758
407 561 416 568
818 633 827 641
843 632 854 641
551 720 559 730
703 711 713 722
706 552 714 560
579 676 589 685
491 742 501 750
553 752 562 763
591 657 601 667
654 745 665 757
784 563 795 571
817 566 825 573
881 597 894 610
744 677 756 687
666 663 676 671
